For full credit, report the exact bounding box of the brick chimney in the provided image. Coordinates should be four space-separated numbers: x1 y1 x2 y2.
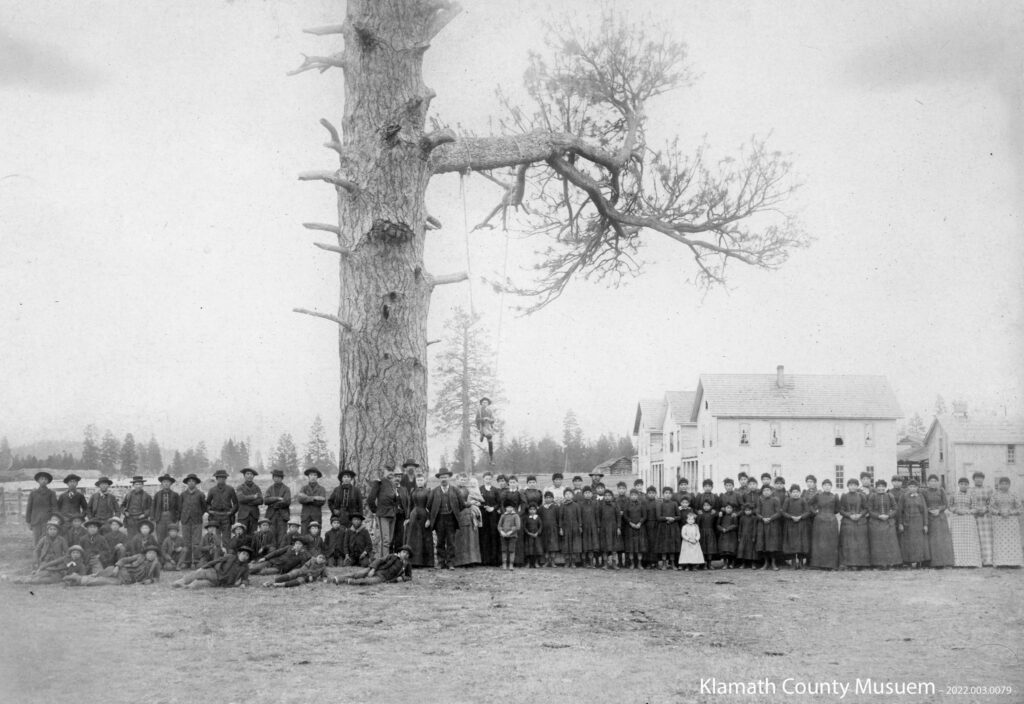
776 365 785 388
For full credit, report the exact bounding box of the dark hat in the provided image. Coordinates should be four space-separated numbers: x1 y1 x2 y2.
167 524 180 532
435 468 452 479
108 516 124 527
131 475 145 484
307 521 321 529
329 516 342 524
95 476 113 487
138 519 155 532
63 473 82 484
231 522 245 532
157 473 175 484
349 512 364 522
84 518 103 528
588 470 604 477
271 469 284 478
290 534 310 545
396 544 413 555
70 514 85 523
241 467 258 476
204 520 218 529
235 544 256 558
401 459 420 469
257 517 270 525
183 473 201 484
304 467 323 478
143 545 163 560
287 518 301 527
67 544 84 554
479 397 492 404
34 471 53 483
213 469 228 479
339 468 356 480
46 516 62 527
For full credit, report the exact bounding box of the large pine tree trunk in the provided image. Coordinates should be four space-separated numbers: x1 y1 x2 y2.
460 323 473 474
331 0 444 481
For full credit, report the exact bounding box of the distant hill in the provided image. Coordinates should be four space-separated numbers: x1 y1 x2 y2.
10 439 81 458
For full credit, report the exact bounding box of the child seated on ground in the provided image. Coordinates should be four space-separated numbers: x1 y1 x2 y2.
333 545 412 585
323 516 348 567
305 521 325 557
171 545 254 589
126 520 160 557
16 544 87 584
263 554 329 588
65 546 162 586
105 517 128 561
343 514 372 567
199 521 225 563
251 518 276 559
161 525 186 571
34 518 67 569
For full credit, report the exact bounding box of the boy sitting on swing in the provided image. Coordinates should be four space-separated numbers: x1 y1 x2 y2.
475 396 496 461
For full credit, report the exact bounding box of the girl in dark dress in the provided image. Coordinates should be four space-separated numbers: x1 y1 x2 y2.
599 489 622 570
643 486 660 569
538 492 561 567
923 475 955 568
866 479 901 569
522 504 543 567
579 487 600 567
755 485 782 570
736 504 758 567
622 490 646 569
657 487 682 570
559 489 582 567
716 503 738 568
697 499 718 569
838 479 870 569
808 479 840 570
897 478 929 567
781 485 812 568
405 474 434 568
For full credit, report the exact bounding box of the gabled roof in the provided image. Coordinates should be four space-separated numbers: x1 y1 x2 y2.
633 398 667 434
664 391 697 427
925 415 1024 446
692 374 901 420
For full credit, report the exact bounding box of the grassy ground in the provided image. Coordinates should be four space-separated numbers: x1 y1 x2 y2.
0 523 1021 704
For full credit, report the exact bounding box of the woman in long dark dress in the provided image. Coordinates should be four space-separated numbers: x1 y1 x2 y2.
559 489 583 567
478 472 502 567
897 479 929 567
781 485 811 568
838 479 870 569
754 485 782 570
643 487 660 569
866 479 901 569
696 499 718 568
657 488 682 570
404 474 434 568
922 475 955 568
808 480 839 569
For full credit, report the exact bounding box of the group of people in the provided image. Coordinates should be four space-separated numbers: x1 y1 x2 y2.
14 463 1023 589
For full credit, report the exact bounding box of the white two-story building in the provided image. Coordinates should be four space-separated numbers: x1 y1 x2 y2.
923 407 1023 488
691 367 902 489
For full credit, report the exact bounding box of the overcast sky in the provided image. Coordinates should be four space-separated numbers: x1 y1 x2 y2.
1 0 1021 461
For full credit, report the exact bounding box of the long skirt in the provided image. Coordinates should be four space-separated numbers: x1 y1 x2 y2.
623 525 646 554
868 518 901 566
927 513 955 567
755 518 782 554
479 508 501 566
581 519 600 554
782 517 811 555
698 516 718 557
656 521 682 555
453 510 481 567
809 513 839 569
991 515 1023 566
405 507 434 568
976 514 993 565
839 518 870 567
717 528 737 557
644 521 660 561
736 517 758 560
899 518 929 564
949 513 982 567
678 540 704 565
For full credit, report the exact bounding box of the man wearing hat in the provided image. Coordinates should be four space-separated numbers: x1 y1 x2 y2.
296 467 327 534
329 466 364 530
25 471 58 546
56 474 88 535
206 469 238 542
236 467 264 534
121 476 153 538
426 468 465 570
152 474 181 544
179 474 207 569
172 544 253 589
87 477 119 530
588 469 605 497
263 469 292 548
368 465 410 560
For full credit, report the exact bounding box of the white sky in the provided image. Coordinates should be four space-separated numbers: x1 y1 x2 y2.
1 0 1021 461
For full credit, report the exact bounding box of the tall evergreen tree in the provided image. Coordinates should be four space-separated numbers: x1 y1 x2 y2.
194 441 210 472
120 433 139 476
270 434 299 478
81 424 101 470
0 436 12 473
99 431 121 474
254 449 266 473
562 410 585 473
304 416 338 474
170 450 185 478
146 436 163 473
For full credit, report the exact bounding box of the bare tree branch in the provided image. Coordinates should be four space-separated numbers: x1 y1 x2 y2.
313 242 352 257
298 171 359 193
420 128 457 154
287 53 347 76
425 215 442 230
303 24 346 36
303 222 341 235
427 271 469 288
293 308 352 331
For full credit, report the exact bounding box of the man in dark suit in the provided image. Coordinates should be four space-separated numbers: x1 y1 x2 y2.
367 465 409 560
328 467 364 528
235 467 264 534
152 474 181 544
426 468 465 570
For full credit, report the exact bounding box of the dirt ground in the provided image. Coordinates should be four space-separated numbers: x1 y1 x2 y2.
0 524 1020 704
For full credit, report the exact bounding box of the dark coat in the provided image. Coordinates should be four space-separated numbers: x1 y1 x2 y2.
87 491 119 522
178 487 207 524
263 483 292 522
121 489 153 519
56 490 88 524
26 486 58 526
427 485 464 526
296 483 327 522
328 484 364 525
205 484 238 521
152 488 181 522
236 481 264 522
370 553 412 582
368 480 409 519
346 527 373 562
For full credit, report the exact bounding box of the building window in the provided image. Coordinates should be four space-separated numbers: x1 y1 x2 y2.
939 435 945 462
864 423 874 447
833 424 844 446
669 434 674 453
1009 445 1016 464
739 423 750 446
769 422 781 447
835 465 845 489
771 464 782 477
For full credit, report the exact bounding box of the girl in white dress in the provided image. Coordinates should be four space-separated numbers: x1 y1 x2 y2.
678 512 704 571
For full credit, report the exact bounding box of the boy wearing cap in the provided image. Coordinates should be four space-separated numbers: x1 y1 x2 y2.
296 467 327 534
282 517 302 548
264 553 329 588
236 468 264 534
263 469 292 548
206 470 239 541
171 545 253 589
343 513 372 567
17 543 86 584
328 468 363 528
251 518 276 560
26 471 58 546
248 536 310 575
161 525 187 570
66 515 88 550
179 474 207 569
87 477 119 530
323 516 348 567
34 517 67 568
199 521 225 563
57 474 89 535
81 518 113 572
152 474 181 544
226 522 251 555
105 517 128 561
334 545 413 585
127 519 161 557
65 547 162 586
121 476 153 537
305 521 325 556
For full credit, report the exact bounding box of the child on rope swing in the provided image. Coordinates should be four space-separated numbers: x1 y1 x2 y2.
475 396 496 461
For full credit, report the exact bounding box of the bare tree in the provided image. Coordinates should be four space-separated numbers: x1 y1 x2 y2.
290 1 804 482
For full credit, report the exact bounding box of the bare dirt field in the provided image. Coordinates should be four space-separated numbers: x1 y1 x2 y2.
0 523 1021 704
